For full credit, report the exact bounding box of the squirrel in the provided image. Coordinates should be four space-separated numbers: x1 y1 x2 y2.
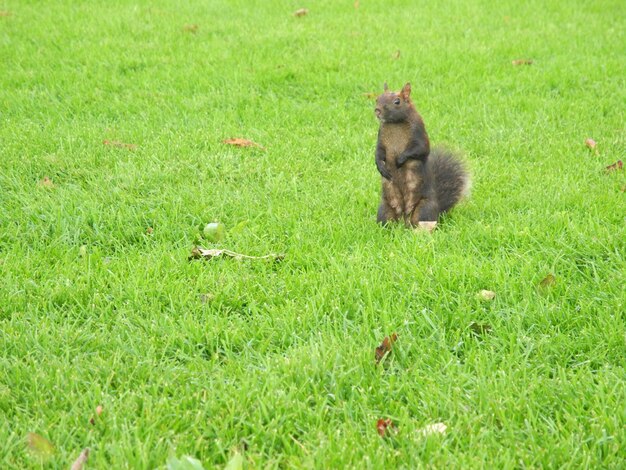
374 82 470 227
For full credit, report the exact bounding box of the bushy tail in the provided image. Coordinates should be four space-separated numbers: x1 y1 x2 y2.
428 146 471 214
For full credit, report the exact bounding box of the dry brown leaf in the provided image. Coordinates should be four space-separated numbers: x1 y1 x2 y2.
416 422 447 436
90 405 103 425
512 59 533 66
362 92 377 99
416 221 437 233
146 227 154 235
70 448 90 470
375 333 398 365
0 10 11 16
189 246 285 262
293 8 309 17
222 138 265 149
605 160 623 172
38 176 54 188
199 293 215 303
469 322 493 336
478 289 496 301
585 138 597 150
183 24 198 33
539 273 556 288
620 185 626 193
354 0 360 9
376 418 397 437
103 139 137 150
393 50 401 60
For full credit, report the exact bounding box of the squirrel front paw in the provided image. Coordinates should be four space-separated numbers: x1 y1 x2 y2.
396 155 407 168
377 161 392 180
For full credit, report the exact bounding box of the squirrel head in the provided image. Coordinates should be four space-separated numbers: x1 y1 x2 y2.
375 82 414 123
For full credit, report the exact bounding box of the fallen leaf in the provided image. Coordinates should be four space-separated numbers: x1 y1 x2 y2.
478 289 496 301
103 139 137 150
203 222 225 242
224 451 244 470
199 293 214 303
0 11 11 17
38 176 54 188
167 455 205 470
293 8 309 17
26 433 55 459
416 422 447 436
90 404 104 425
70 448 90 470
620 185 625 193
393 50 401 60
183 24 198 33
354 0 360 8
469 322 493 336
222 138 264 149
189 246 285 262
585 138 597 150
416 221 437 233
362 92 377 99
146 226 154 235
375 333 398 365
376 418 397 437
539 273 556 288
605 160 623 172
512 59 533 66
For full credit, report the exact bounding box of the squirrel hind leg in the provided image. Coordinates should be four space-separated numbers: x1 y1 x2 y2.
377 197 404 225
418 201 440 222
377 202 394 225
408 199 440 226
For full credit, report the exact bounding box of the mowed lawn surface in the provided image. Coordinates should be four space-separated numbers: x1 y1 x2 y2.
1 0 625 467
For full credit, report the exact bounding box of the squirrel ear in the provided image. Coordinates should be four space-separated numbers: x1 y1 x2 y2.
401 82 411 99
383 82 389 92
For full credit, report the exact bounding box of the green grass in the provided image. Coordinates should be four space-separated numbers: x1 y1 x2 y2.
1 0 625 467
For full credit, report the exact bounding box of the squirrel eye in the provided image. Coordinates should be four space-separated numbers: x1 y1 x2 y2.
393 98 400 105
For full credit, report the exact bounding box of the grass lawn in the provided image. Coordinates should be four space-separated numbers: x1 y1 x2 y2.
1 0 625 467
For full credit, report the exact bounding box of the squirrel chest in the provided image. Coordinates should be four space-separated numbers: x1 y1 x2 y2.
378 122 424 217
380 122 411 166
380 122 423 190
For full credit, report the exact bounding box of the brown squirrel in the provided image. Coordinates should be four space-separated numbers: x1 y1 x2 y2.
374 82 470 226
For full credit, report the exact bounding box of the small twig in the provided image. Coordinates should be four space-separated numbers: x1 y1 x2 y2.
189 247 285 262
